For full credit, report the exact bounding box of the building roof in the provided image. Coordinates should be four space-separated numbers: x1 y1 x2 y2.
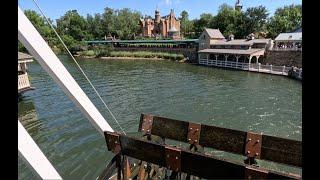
18 52 33 60
198 48 265 55
204 28 225 39
211 38 271 46
275 32 302 41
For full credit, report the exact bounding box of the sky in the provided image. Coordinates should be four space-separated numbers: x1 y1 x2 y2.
19 0 302 21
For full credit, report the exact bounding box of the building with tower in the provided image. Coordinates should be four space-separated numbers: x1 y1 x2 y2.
235 0 242 11
139 8 181 39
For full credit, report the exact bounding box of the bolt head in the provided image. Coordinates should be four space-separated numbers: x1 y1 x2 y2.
255 153 259 156
247 151 251 154
248 138 252 141
188 138 191 141
194 140 198 142
256 140 260 143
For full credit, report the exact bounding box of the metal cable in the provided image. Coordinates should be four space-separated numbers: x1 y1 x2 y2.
31 0 126 134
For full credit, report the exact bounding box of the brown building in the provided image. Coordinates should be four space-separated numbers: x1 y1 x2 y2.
139 9 181 39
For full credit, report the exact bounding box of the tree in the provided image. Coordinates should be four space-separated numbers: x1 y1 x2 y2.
86 13 104 40
267 4 302 38
244 6 269 35
212 4 245 38
180 10 192 38
56 10 88 41
23 10 56 47
193 13 214 37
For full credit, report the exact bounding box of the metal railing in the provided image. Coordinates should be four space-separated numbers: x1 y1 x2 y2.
18 73 31 90
199 59 291 75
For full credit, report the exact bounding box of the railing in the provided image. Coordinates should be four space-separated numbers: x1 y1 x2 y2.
291 67 302 80
199 59 249 70
271 47 302 51
18 73 31 91
99 114 301 179
199 59 290 75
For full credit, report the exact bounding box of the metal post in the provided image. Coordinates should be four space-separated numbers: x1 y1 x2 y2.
258 63 261 72
282 66 286 75
270 65 273 73
198 53 201 64
206 54 209 65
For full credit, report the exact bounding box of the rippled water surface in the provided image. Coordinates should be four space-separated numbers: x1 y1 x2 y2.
18 55 301 179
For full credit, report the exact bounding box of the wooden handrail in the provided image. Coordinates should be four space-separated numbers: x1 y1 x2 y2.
138 114 301 167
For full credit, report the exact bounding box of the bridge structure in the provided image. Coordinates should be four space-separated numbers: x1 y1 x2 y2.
85 39 199 49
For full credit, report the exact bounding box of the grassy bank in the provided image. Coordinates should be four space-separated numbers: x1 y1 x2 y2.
79 50 185 61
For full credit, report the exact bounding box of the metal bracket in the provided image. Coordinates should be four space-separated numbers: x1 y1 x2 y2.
187 122 201 145
245 132 262 159
244 165 268 179
104 131 121 154
165 146 181 172
140 114 153 135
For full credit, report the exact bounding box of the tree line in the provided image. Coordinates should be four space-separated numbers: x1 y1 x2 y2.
19 3 301 53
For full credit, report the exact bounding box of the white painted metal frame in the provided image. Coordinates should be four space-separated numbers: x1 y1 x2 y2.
18 6 113 135
18 121 62 180
18 6 114 179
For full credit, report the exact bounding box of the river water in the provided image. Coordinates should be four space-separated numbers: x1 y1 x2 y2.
18 55 302 179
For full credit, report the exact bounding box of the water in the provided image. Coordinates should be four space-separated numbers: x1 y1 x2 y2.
18 55 302 179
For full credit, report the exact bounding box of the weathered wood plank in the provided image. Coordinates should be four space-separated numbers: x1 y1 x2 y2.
261 135 302 167
139 114 301 167
106 132 301 179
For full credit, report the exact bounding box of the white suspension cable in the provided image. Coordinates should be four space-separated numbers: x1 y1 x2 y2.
31 0 126 134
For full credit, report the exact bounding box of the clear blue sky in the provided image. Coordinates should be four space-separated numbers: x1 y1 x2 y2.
19 0 302 21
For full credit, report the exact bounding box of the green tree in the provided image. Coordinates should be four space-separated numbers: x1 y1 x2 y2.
244 6 269 35
113 8 142 39
180 10 193 38
267 4 302 38
23 10 57 48
193 13 214 37
56 10 89 41
86 13 104 40
212 4 245 38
